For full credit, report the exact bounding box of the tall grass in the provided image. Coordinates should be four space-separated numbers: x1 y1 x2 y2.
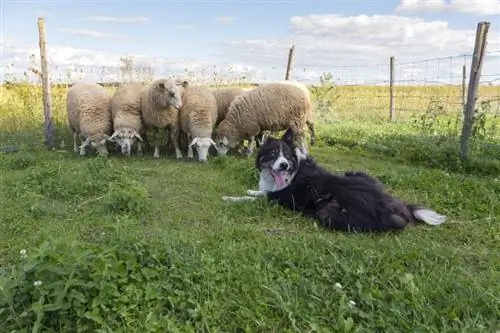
1 69 500 174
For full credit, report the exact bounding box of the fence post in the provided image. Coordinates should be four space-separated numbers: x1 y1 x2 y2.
460 21 490 161
461 64 467 110
37 17 55 149
284 45 295 80
389 56 395 121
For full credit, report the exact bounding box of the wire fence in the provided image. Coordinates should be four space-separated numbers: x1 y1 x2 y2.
1 29 500 160
3 40 499 124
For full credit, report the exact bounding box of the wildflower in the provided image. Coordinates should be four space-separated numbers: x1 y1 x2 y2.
20 249 28 259
33 280 42 287
334 282 343 289
348 300 356 308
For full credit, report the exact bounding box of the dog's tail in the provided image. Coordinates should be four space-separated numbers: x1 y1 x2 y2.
406 204 447 226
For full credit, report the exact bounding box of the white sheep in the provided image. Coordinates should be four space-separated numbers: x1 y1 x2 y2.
66 82 114 157
140 78 189 159
255 80 312 146
216 81 316 156
109 82 146 156
179 86 218 162
211 87 245 125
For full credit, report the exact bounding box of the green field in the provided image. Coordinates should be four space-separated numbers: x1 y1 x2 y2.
0 77 499 332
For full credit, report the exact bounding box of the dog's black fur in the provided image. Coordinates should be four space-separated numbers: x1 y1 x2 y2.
255 128 444 232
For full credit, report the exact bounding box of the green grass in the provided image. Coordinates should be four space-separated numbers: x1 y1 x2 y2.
1 75 500 331
1 141 499 332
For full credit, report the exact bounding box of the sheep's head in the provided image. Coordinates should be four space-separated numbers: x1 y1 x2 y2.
151 78 189 110
79 133 113 157
216 120 242 156
109 127 144 156
189 136 217 162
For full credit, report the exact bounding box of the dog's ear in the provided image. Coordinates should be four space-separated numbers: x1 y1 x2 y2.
281 128 294 145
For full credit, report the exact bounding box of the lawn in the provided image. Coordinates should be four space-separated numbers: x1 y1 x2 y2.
0 79 499 332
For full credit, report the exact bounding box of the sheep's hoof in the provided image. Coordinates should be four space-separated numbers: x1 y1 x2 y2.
153 148 160 159
175 149 183 159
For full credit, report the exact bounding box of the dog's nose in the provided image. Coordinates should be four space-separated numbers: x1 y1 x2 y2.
279 161 289 170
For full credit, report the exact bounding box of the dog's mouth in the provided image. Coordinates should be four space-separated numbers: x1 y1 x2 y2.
270 169 288 188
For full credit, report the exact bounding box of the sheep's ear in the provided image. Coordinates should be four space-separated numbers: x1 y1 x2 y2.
134 132 144 142
158 82 165 90
282 128 294 145
79 137 91 149
189 137 199 147
109 130 120 141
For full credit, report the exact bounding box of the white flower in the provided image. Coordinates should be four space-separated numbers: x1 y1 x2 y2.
20 249 28 259
334 282 343 289
348 300 356 308
33 280 42 287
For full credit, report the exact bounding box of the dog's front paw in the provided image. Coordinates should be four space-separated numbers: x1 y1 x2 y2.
247 190 262 197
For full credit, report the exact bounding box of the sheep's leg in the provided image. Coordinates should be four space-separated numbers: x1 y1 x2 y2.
73 132 78 153
79 137 86 156
244 136 255 157
170 126 183 159
153 128 161 159
187 133 194 159
137 141 143 156
260 132 269 145
234 141 245 154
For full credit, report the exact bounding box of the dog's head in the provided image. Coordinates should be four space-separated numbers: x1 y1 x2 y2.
255 128 307 191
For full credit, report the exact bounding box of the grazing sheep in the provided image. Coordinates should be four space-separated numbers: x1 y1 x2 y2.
66 82 114 157
254 80 312 147
109 82 146 156
179 86 218 162
216 81 316 156
212 87 245 125
140 78 189 159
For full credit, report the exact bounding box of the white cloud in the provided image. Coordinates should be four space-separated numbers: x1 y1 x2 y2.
2 14 500 86
0 40 262 85
396 0 500 15
222 14 500 84
214 16 234 25
83 15 150 23
59 28 122 39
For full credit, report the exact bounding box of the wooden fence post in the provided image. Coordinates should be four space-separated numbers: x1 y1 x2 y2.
460 21 490 161
38 17 55 149
285 45 295 80
389 56 395 121
461 64 467 110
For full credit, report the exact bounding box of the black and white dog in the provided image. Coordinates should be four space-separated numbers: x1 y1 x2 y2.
222 128 447 232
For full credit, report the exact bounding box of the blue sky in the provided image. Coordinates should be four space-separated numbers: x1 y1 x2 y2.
4 0 494 59
2 0 500 84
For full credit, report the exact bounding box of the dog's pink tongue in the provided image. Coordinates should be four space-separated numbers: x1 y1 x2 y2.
274 171 285 188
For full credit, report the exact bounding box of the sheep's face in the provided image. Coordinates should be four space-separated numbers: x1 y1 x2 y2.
80 134 112 157
151 78 189 110
109 128 144 156
189 136 217 162
216 120 242 156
